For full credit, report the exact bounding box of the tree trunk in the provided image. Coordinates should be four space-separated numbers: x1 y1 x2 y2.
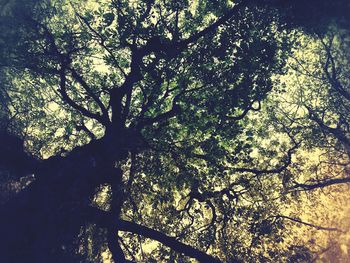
0 135 127 262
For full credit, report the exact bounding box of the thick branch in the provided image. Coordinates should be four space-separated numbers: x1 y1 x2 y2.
86 208 221 263
109 49 144 128
107 225 126 263
118 220 222 263
76 122 96 140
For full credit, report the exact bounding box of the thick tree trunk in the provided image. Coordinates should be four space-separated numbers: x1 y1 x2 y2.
0 131 222 262
0 135 127 262
106 167 126 263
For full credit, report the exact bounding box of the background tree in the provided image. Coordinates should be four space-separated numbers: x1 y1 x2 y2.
259 23 350 262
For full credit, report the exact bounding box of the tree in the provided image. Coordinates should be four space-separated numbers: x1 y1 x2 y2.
251 25 350 262
271 26 350 191
0 0 349 262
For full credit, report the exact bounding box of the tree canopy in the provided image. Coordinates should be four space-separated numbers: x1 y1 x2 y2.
0 0 349 262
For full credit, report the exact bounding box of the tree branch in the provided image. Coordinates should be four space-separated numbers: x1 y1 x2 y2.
70 68 110 124
274 215 344 232
107 225 127 263
58 67 106 124
306 106 350 156
86 207 222 263
118 220 222 263
222 142 299 175
74 11 128 78
180 0 248 47
293 177 350 190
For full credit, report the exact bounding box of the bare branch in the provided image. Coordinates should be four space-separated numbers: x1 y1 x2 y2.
58 67 106 124
70 68 110 124
292 177 350 190
274 215 344 232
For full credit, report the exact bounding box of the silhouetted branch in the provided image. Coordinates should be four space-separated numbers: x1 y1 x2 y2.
292 177 350 190
70 68 110 124
306 106 350 156
274 215 344 232
86 207 222 263
181 0 248 47
76 122 96 141
74 11 128 78
118 220 222 263
58 66 106 124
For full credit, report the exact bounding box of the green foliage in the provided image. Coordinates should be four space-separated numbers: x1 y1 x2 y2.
0 0 349 262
